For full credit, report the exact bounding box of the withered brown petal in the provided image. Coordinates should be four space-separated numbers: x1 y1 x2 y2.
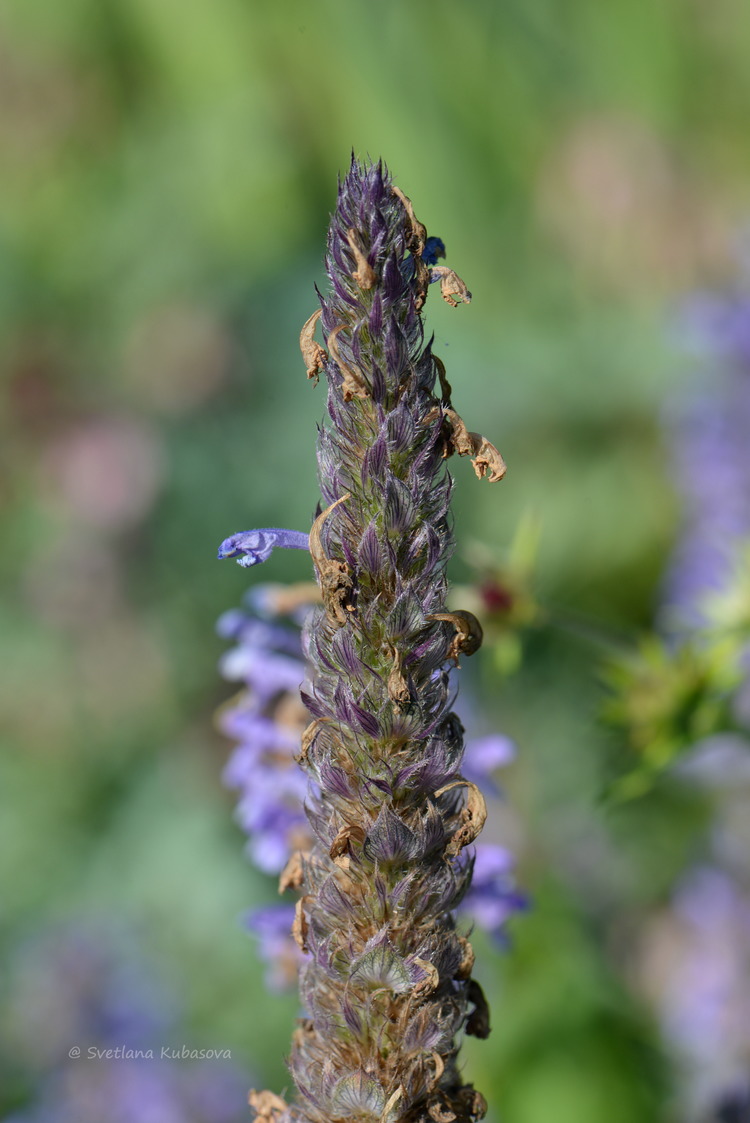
456 936 476 980
427 610 483 662
433 779 488 857
429 266 472 308
328 325 369 401
411 956 439 997
278 850 306 894
309 494 356 629
470 436 507 483
387 647 410 704
428 1098 457 1123
292 896 309 952
299 309 327 385
248 1090 289 1123
346 228 376 289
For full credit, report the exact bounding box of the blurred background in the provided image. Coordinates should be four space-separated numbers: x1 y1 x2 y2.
3 1 750 1121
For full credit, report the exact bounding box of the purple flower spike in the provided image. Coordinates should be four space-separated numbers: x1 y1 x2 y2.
217 158 512 1123
217 528 310 568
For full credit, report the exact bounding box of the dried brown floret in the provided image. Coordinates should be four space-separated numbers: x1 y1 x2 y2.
428 1097 457 1123
380 1086 404 1123
455 936 476 980
278 850 306 894
455 1086 488 1122
411 956 439 998
387 646 410 705
299 309 327 385
469 436 507 483
329 822 363 869
391 185 426 255
443 409 506 482
429 266 472 308
427 609 483 663
391 185 430 311
248 1090 289 1123
346 227 376 289
427 1051 445 1090
309 494 356 628
292 896 309 952
297 717 334 766
434 779 488 857
328 324 369 401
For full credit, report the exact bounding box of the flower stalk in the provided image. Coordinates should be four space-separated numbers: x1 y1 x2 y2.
223 158 507 1123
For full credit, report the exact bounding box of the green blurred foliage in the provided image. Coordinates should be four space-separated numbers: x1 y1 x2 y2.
604 545 750 799
3 1 750 1119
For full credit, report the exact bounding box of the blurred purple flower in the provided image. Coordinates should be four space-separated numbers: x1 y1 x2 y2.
244 906 305 993
2 924 249 1123
665 278 750 616
640 868 750 1120
463 845 528 943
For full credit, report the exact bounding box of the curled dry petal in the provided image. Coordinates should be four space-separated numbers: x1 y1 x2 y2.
411 956 439 997
328 325 369 401
387 647 410 704
329 822 363 867
391 185 427 254
456 936 475 980
309 493 356 628
443 409 506 482
427 610 484 663
433 779 488 857
429 266 472 307
428 1052 445 1090
297 717 334 765
292 896 309 952
248 1090 289 1123
470 437 507 483
429 1098 457 1123
392 185 430 311
279 850 306 894
381 1086 405 1123
300 309 328 385
346 228 377 289
457 1088 488 1122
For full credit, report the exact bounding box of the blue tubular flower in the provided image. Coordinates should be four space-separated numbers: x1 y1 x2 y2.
217 528 310 568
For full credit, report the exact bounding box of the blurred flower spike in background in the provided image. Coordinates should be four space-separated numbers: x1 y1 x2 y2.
605 259 750 797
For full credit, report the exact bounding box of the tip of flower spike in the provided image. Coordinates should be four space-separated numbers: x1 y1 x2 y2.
217 528 310 568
